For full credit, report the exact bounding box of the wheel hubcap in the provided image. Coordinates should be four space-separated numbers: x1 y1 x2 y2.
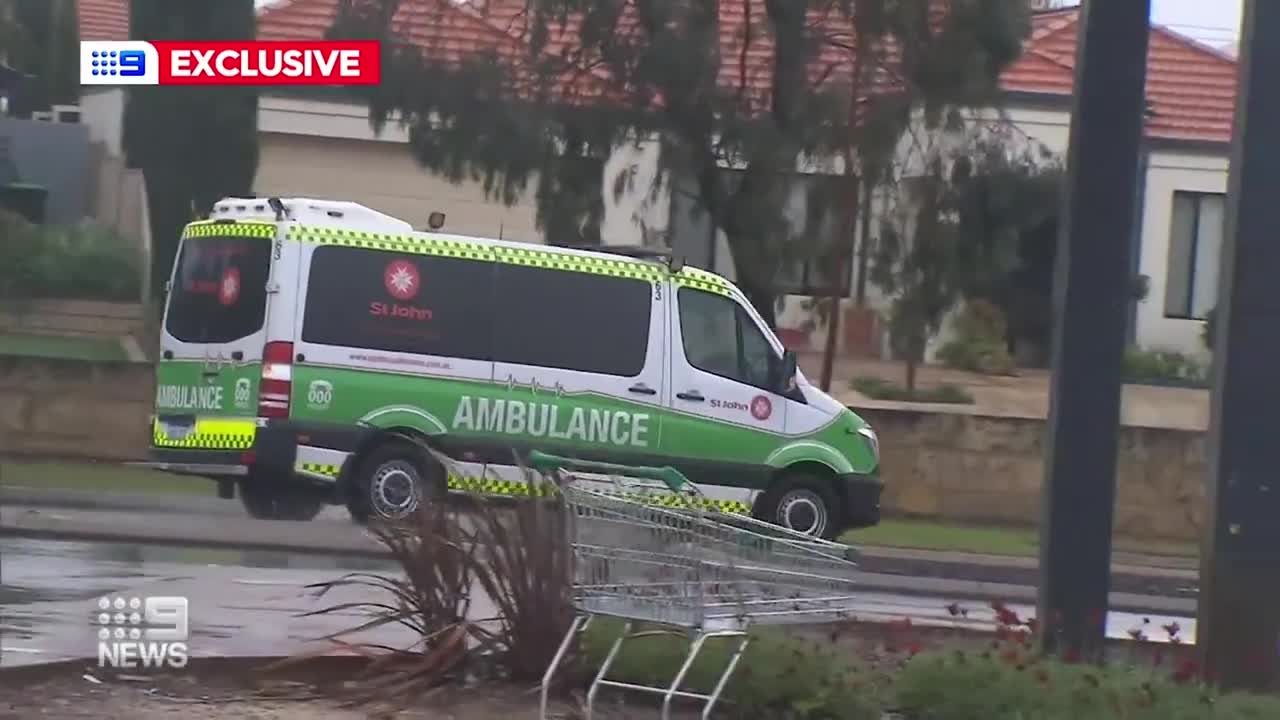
370 462 420 519
778 491 826 536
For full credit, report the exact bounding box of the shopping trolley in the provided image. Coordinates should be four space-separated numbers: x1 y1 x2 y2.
531 451 865 720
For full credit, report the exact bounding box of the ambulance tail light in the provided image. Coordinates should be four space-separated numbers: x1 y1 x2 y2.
259 341 293 419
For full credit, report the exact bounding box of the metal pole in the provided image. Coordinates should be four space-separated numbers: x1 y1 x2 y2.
1037 0 1150 661
1198 0 1280 693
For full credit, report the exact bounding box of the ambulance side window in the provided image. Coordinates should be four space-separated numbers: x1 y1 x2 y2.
300 246 494 359
678 288 778 391
492 265 651 376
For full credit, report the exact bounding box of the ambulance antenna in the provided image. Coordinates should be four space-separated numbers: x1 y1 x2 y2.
498 223 504 240
267 197 287 221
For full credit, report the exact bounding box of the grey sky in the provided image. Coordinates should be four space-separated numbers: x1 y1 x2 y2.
1152 0 1243 49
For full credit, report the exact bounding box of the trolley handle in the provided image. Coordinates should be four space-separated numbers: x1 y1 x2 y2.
526 450 694 494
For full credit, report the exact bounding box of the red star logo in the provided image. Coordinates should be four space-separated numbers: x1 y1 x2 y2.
218 267 240 306
384 259 421 301
750 395 772 421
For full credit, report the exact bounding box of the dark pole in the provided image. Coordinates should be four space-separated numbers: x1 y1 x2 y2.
1198 0 1280 693
1037 0 1150 660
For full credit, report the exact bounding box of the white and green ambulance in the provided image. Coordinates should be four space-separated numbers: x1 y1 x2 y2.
144 197 881 538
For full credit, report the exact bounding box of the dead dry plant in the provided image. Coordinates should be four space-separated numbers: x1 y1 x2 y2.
266 443 578 710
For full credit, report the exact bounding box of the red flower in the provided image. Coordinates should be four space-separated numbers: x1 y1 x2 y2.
1173 659 1201 685
990 600 1021 627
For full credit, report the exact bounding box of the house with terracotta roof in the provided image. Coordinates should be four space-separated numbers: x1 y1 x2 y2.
74 1 1236 359
997 8 1237 359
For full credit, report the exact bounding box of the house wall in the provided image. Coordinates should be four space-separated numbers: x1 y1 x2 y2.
0 118 92 223
79 88 125 158
1134 148 1229 360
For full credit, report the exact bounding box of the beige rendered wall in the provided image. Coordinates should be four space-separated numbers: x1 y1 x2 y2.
253 131 544 243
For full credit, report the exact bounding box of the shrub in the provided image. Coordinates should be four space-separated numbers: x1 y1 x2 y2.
852 376 974 404
581 621 881 720
0 211 141 301
1122 347 1207 388
279 448 574 711
937 300 1017 375
895 649 1280 720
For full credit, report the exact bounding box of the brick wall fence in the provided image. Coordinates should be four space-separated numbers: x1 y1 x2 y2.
0 356 1207 542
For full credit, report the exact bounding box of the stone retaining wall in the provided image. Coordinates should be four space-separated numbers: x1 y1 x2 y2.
857 406 1205 542
0 356 1207 541
0 356 152 461
0 300 146 340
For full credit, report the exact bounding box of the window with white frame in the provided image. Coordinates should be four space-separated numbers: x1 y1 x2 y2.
1163 191 1225 320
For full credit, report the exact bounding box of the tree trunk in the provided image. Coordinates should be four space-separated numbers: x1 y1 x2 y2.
854 176 874 305
739 277 778 331
820 172 860 391
905 356 918 394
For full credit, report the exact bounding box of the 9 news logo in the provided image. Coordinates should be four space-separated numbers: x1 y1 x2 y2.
80 41 160 85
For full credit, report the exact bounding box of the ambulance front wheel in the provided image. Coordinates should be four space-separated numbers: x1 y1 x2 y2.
755 474 841 540
238 481 324 522
348 440 446 524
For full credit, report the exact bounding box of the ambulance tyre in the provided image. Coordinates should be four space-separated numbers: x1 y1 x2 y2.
348 440 446 525
238 481 324 522
755 472 841 540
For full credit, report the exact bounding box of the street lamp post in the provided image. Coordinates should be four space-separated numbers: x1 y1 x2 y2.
1198 0 1280 693
1037 0 1151 660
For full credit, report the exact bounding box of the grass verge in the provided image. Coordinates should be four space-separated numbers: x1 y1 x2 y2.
843 517 1198 560
1 459 208 496
0 333 128 362
851 376 974 404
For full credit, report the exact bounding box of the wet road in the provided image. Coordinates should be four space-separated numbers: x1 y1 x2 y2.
0 537 443 667
0 537 1196 668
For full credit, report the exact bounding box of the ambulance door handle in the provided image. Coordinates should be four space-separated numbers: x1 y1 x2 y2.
231 351 243 361
676 391 705 402
628 383 656 396
162 350 173 360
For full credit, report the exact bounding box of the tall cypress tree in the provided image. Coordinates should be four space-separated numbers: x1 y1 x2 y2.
124 0 259 295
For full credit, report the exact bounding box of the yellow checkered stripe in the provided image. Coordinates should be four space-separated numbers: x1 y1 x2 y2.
183 221 275 240
447 475 750 514
296 463 341 478
287 225 683 284
287 225 490 260
152 418 256 450
496 245 664 282
674 272 734 297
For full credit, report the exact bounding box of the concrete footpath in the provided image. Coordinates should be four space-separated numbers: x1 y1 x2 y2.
0 485 1198 614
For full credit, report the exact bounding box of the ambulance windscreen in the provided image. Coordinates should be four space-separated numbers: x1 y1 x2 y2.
164 235 271 344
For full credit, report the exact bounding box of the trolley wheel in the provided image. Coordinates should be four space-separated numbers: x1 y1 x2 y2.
347 440 446 524
755 474 841 540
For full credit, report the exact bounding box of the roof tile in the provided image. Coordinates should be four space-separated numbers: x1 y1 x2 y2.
1002 10 1238 143
78 0 129 42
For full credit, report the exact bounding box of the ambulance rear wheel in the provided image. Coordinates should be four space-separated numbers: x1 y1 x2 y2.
348 441 446 524
755 474 840 540
238 482 324 522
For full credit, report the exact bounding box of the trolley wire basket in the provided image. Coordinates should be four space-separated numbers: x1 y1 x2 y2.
532 451 865 720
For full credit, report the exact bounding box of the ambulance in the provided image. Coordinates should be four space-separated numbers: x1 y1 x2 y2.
144 197 882 538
